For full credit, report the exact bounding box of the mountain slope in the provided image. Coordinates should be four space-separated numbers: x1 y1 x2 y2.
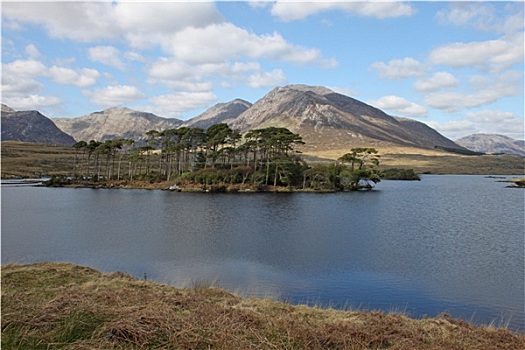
1 105 76 146
52 107 182 142
223 85 461 152
180 99 252 129
456 134 525 156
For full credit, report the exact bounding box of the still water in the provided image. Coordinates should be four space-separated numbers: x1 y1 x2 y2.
2 175 524 331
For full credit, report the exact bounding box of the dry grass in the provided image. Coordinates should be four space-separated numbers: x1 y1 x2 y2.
2 141 524 179
2 263 524 350
305 146 525 175
1 141 77 178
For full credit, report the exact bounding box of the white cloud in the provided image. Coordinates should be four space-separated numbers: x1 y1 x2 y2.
424 71 522 112
2 58 101 95
424 92 466 112
163 22 335 67
436 2 524 35
271 1 415 22
3 59 47 77
1 75 43 94
248 1 271 10
465 110 520 123
148 59 194 82
413 72 459 92
465 110 524 139
4 1 335 99
370 57 424 79
25 44 41 59
3 94 62 110
428 33 524 72
2 2 222 44
48 67 100 87
426 120 477 140
124 51 146 63
88 46 125 70
2 59 47 96
84 85 145 107
165 81 214 93
150 91 217 116
428 111 525 140
247 69 287 88
436 3 496 31
147 57 290 92
369 95 427 118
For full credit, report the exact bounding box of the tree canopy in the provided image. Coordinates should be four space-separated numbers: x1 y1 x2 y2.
70 123 383 191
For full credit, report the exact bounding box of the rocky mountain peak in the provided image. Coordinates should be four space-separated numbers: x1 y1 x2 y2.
1 108 76 145
180 98 252 129
1 104 16 113
225 84 462 152
277 84 335 96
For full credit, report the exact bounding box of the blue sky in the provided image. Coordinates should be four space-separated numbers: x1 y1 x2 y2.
2 1 524 140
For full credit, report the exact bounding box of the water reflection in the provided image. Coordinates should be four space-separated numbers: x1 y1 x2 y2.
1 176 523 330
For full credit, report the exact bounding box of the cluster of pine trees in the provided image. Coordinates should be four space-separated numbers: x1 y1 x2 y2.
71 123 381 191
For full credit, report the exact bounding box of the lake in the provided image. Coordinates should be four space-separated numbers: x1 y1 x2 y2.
2 175 524 331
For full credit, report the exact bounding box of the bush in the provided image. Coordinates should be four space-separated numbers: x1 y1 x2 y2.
381 168 421 180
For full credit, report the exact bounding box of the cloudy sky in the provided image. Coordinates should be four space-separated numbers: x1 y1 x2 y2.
2 1 524 140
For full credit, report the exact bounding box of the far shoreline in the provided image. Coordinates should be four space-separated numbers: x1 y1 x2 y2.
3 174 523 191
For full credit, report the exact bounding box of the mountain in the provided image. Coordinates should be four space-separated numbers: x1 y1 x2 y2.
8 85 464 154
220 85 462 152
52 107 182 142
1 105 76 146
179 99 252 129
456 134 525 156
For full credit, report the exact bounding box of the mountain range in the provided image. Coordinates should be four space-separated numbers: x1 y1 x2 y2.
2 84 523 157
51 107 182 142
456 134 525 156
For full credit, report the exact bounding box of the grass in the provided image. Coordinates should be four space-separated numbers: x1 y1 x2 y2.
1 141 77 178
2 141 524 179
2 262 524 349
306 146 525 175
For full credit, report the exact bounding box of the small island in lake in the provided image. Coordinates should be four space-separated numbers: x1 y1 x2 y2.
43 124 416 192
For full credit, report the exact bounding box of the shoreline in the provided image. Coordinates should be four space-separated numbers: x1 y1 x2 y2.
5 175 522 192
2 262 524 349
38 178 346 193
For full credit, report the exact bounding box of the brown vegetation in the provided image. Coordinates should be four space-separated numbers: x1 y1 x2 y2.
2 141 524 180
1 141 77 178
2 263 524 349
307 146 525 175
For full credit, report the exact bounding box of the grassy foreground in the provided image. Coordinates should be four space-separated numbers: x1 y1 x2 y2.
2 263 523 350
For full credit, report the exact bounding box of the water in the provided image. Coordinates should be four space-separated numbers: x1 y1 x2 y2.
2 175 524 331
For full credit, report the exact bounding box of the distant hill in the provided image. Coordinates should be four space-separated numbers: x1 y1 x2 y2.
179 99 252 129
456 134 525 156
1 105 76 146
219 85 462 153
52 107 182 142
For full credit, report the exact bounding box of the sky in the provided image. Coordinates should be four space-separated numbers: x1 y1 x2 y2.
1 1 524 141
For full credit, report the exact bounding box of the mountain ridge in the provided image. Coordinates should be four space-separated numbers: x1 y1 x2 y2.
179 98 252 129
11 85 467 155
456 133 525 156
1 105 76 146
52 107 182 142
222 85 462 152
